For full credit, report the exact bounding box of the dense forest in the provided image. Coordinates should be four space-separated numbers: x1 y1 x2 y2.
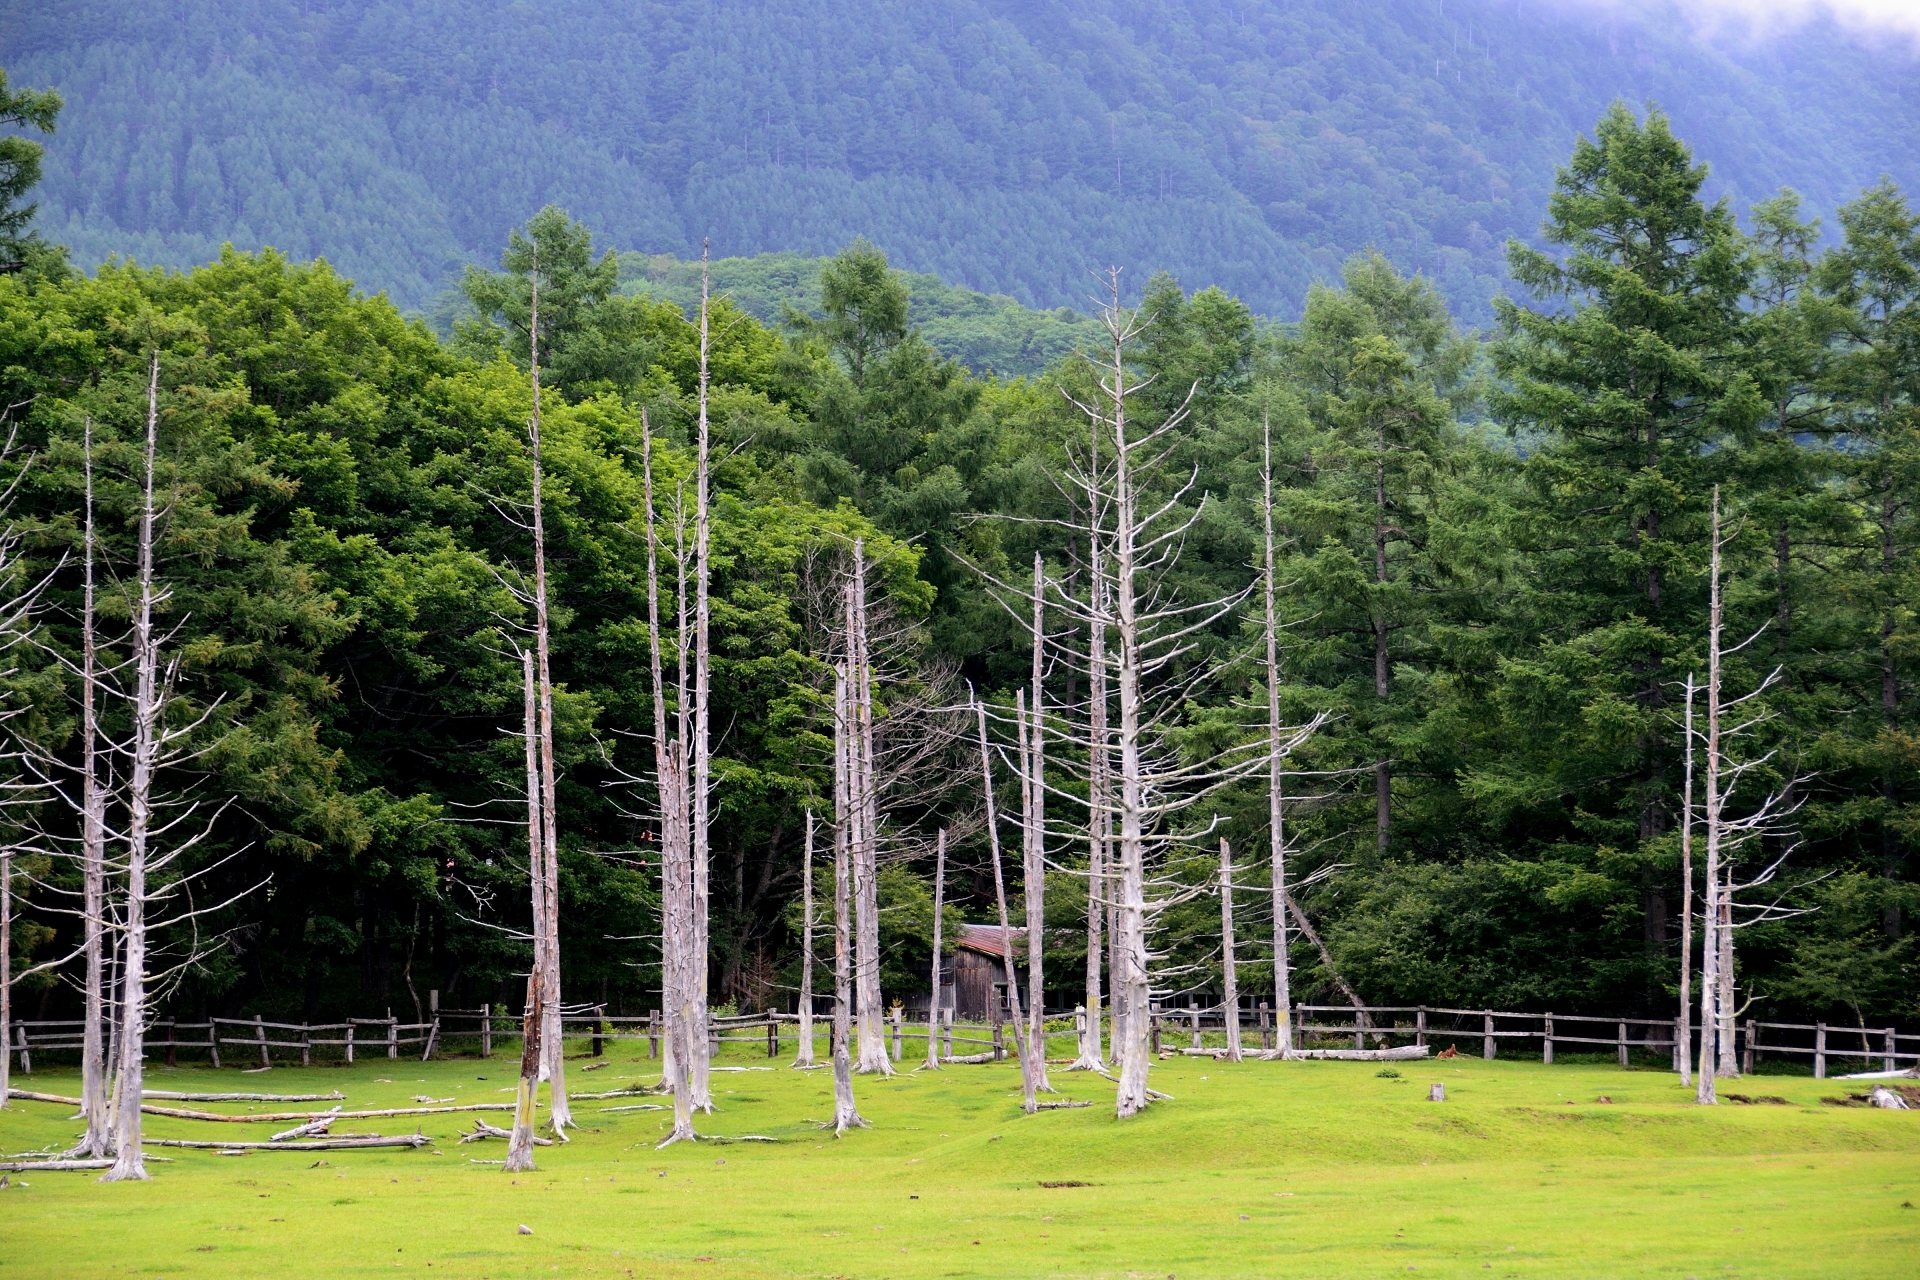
3 0 1917 318
0 82 1915 1045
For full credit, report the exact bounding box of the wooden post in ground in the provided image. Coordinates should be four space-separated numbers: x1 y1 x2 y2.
1415 1007 1427 1049
1150 1010 1162 1057
344 1024 354 1066
1886 1027 1898 1074
767 1015 777 1059
255 1016 269 1069
1672 1017 1683 1073
891 1006 901 1062
942 1009 953 1059
1354 1011 1364 1051
1190 1002 1201 1051
209 1021 221 1069
14 1024 29 1075
1482 1011 1495 1060
1543 1013 1554 1065
1617 1021 1628 1068
592 1006 605 1058
1744 1019 1756 1075
386 1016 398 1060
1259 1002 1271 1051
648 1008 660 1060
481 1004 493 1059
1815 1023 1827 1079
993 1022 1004 1061
301 1025 311 1068
166 1019 177 1069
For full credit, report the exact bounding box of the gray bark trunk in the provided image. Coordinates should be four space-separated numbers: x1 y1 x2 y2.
1220 838 1242 1062
76 415 110 1157
926 828 945 1069
831 670 866 1133
690 242 714 1111
1023 557 1052 1090
849 544 889 1074
795 809 816 1067
976 699 1036 1113
1262 416 1293 1050
103 353 163 1183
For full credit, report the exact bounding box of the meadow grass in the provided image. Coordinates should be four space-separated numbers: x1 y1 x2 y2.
2 1038 1916 1279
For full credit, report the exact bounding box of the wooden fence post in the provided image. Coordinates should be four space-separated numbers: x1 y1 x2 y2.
891 1006 902 1061
423 1017 440 1062
481 1003 493 1059
386 1016 398 1060
592 1005 605 1058
767 1014 778 1059
1543 1012 1554 1065
208 1021 221 1069
942 1008 953 1059
1616 1021 1627 1069
1416 1006 1427 1050
1150 1012 1162 1057
1354 1010 1365 1052
255 1015 270 1069
1258 1001 1272 1051
992 1021 1004 1061
1814 1022 1827 1079
708 1021 720 1060
1191 1002 1203 1051
165 1018 178 1069
301 1024 311 1068
15 1023 30 1075
344 1023 354 1065
1886 1027 1898 1074
1483 1011 1495 1060
648 1009 659 1060
1743 1019 1756 1075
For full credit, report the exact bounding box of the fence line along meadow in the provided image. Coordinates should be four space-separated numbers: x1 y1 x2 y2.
5 1000 1914 1081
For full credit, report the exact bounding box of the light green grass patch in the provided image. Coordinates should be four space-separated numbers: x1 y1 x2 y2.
1 1044 1916 1278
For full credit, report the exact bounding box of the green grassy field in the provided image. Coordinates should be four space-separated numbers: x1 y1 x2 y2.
2 1040 1916 1279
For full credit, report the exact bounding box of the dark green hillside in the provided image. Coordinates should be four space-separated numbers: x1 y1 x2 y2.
2 0 1914 317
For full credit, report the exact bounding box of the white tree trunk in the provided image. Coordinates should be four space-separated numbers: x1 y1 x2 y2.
1263 415 1294 1051
1109 328 1152 1121
690 241 714 1111
975 698 1035 1113
795 809 816 1068
1024 554 1052 1091
103 352 163 1183
1220 838 1242 1062
1679 673 1695 1087
1076 536 1108 1071
849 543 890 1074
1697 492 1725 1105
76 415 111 1157
524 257 571 1132
926 828 945 1069
831 670 866 1133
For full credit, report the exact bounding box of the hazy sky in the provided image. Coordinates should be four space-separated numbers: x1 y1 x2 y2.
1583 0 1920 41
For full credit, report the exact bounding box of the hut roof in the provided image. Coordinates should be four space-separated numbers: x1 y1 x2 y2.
954 923 1026 959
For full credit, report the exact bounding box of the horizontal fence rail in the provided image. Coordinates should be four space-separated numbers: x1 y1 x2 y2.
7 1002 1913 1080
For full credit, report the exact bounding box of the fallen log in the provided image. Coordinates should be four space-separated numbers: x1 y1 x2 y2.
1033 1100 1092 1110
1259 1045 1430 1063
270 1107 344 1142
0 1159 114 1172
145 1090 345 1103
571 1084 668 1100
599 1104 666 1113
144 1135 430 1152
458 1120 552 1146
942 1052 996 1065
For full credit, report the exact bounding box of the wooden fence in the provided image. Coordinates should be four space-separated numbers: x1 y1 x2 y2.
8 1001 1914 1080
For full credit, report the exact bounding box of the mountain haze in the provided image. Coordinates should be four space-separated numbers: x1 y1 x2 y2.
4 0 1916 320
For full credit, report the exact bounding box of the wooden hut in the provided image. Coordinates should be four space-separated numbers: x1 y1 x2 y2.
951 923 1025 1022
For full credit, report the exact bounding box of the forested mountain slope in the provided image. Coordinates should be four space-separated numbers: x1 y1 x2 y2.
3 0 1915 320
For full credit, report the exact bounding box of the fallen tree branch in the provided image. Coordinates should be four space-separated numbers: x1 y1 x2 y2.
1257 1045 1430 1062
270 1106 343 1142
144 1135 431 1151
0 1159 114 1171
459 1120 552 1146
145 1090 345 1103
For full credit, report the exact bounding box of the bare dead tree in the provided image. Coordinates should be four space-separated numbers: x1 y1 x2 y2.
74 415 110 1156
848 542 890 1075
925 827 946 1070
1074 531 1110 1072
975 695 1035 1112
1678 672 1696 1089
640 409 698 1147
1694 488 1804 1102
690 240 716 1112
793 808 817 1068
1261 413 1302 1051
505 650 546 1171
1219 837 1242 1061
829 668 866 1134
1020 552 1053 1093
522 253 572 1134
